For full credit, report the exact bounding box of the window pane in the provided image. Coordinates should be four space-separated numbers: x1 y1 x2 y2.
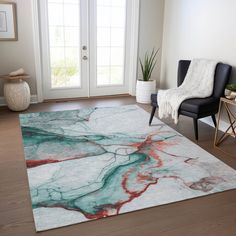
65 67 81 87
51 67 66 88
64 4 80 26
49 26 64 47
65 0 79 3
111 28 124 47
111 7 125 27
65 27 80 47
48 3 63 26
110 47 124 65
96 0 126 86
48 0 63 3
48 1 81 88
111 0 126 7
97 6 111 27
65 47 80 68
97 28 111 47
97 66 110 86
50 47 65 67
97 0 111 6
97 47 110 66
110 66 123 85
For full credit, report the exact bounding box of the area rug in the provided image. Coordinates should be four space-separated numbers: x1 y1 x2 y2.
20 105 236 231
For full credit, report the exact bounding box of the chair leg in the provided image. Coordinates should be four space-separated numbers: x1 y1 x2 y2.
149 106 156 126
211 114 217 127
193 118 199 140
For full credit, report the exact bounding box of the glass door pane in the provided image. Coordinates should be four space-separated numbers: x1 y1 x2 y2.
96 0 126 86
48 0 81 88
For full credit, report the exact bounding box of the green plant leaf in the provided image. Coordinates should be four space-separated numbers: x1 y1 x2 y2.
139 48 159 81
226 84 236 92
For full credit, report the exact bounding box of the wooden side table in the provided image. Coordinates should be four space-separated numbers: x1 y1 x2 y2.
214 97 236 156
0 74 31 111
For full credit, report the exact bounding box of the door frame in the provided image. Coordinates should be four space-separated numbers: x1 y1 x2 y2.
31 0 140 101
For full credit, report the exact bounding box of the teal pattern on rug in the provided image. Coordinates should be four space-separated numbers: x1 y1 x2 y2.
20 105 236 231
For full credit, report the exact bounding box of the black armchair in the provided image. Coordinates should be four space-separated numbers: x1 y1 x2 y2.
149 60 232 140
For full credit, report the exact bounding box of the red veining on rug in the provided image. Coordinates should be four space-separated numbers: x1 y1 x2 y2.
26 159 60 168
80 173 159 220
116 172 159 214
26 157 78 168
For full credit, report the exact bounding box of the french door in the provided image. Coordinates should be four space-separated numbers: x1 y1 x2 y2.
40 0 135 100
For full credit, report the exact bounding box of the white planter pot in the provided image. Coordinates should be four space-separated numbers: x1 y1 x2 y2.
136 80 156 104
224 89 231 97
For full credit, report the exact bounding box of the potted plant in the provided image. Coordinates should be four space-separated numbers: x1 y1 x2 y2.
225 84 236 99
136 48 159 104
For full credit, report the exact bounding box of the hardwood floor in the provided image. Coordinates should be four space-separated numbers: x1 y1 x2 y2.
0 96 236 236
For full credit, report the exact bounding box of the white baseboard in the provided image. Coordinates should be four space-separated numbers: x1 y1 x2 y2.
0 95 38 107
200 117 229 133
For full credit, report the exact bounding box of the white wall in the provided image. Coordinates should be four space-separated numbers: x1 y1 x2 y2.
138 0 164 87
0 0 164 98
0 0 37 96
161 0 236 89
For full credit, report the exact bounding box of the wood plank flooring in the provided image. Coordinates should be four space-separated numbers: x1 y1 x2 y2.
0 96 236 236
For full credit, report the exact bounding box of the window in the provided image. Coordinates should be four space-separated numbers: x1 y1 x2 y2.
96 0 126 86
48 0 81 88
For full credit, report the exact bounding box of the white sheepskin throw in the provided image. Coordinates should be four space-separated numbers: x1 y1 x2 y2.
157 59 218 124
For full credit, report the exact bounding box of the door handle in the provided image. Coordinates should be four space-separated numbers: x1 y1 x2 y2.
83 56 88 60
82 46 87 50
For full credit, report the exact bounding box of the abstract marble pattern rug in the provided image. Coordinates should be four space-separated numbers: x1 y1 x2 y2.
20 105 236 231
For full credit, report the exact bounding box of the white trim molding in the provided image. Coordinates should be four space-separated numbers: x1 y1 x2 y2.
0 95 38 107
128 0 140 96
31 0 43 102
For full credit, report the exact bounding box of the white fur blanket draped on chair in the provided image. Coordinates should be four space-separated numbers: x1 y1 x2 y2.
157 59 218 123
